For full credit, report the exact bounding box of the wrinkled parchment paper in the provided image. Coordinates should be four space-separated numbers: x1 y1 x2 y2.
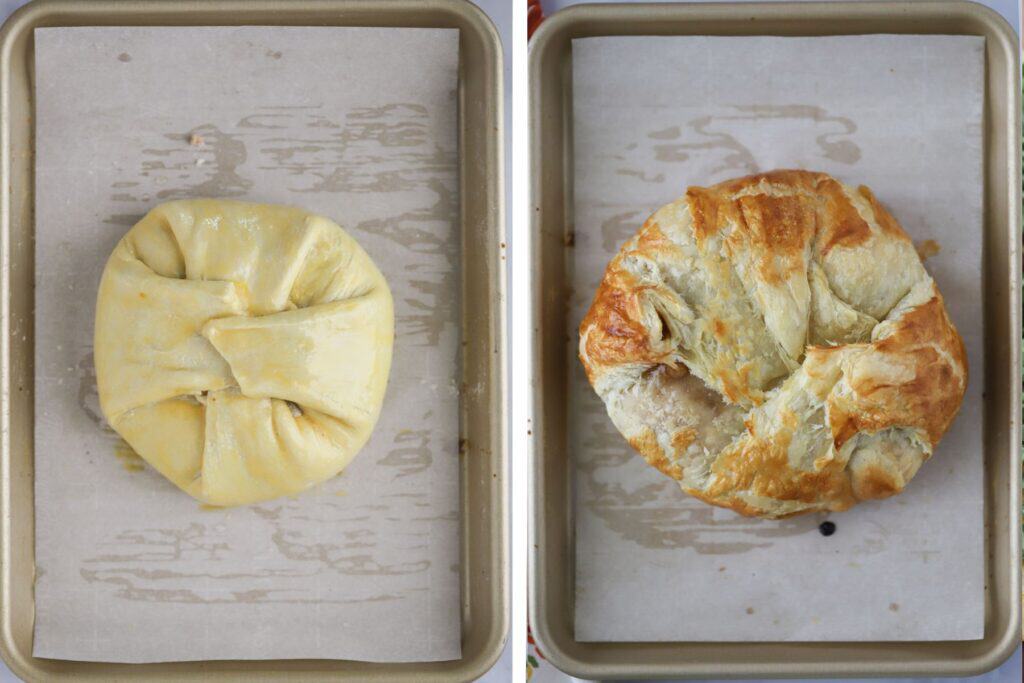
571 35 985 642
34 26 461 663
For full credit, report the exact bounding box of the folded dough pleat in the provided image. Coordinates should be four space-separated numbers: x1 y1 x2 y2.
146 200 318 315
288 216 385 306
726 193 815 367
272 405 371 484
824 279 965 450
814 182 927 320
110 397 206 499
199 389 364 506
94 248 246 420
201 291 393 427
700 363 855 516
806 261 877 346
683 191 792 403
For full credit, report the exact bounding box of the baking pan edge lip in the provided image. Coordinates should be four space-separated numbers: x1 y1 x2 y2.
528 1 585 53
525 4 568 680
447 0 503 49
1 3 36 682
526 612 595 682
451 0 509 677
0 0 36 47
531 0 1024 29
949 0 1023 37
976 613 1023 678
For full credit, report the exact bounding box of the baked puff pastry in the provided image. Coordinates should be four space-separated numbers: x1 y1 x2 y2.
579 170 967 518
95 199 394 506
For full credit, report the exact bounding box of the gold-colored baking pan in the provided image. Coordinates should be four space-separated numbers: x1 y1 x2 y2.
0 0 506 680
528 1 1020 678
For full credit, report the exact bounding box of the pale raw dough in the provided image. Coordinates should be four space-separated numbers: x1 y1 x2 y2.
94 199 394 506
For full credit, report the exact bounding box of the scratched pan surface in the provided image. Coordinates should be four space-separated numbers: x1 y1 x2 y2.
0 0 505 681
528 2 1020 679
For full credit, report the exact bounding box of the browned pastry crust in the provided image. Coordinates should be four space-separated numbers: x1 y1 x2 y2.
578 170 967 518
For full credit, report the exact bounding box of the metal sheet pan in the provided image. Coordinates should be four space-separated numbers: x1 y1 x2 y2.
528 1 1020 678
0 0 506 680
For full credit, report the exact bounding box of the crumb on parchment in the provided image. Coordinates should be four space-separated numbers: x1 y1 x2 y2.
915 239 941 261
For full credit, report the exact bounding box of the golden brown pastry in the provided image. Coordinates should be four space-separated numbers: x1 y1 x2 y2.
578 170 967 518
95 199 394 506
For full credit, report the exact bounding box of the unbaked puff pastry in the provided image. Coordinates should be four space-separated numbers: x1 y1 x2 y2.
94 199 394 506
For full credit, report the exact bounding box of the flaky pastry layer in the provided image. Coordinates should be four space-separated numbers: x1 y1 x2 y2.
579 170 967 518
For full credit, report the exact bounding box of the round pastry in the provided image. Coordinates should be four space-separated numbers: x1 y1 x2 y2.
578 170 967 518
95 199 394 506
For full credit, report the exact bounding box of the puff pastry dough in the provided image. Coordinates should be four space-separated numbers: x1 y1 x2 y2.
579 170 967 518
95 199 394 506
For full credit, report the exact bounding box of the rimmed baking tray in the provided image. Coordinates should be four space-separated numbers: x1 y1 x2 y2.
528 1 1020 679
0 0 506 680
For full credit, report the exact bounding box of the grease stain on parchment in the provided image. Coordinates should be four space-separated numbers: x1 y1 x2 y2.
256 103 441 194
356 177 458 347
103 213 145 227
379 429 433 478
354 179 455 252
76 350 113 435
647 126 681 140
76 350 154 476
85 524 228 564
144 125 253 199
114 440 145 473
80 512 430 605
271 529 430 576
600 210 645 253
238 113 290 130
80 566 402 605
616 168 665 183
646 116 758 175
614 104 860 181
732 104 860 164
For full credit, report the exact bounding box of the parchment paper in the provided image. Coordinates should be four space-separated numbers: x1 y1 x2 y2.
571 35 985 642
33 26 461 663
